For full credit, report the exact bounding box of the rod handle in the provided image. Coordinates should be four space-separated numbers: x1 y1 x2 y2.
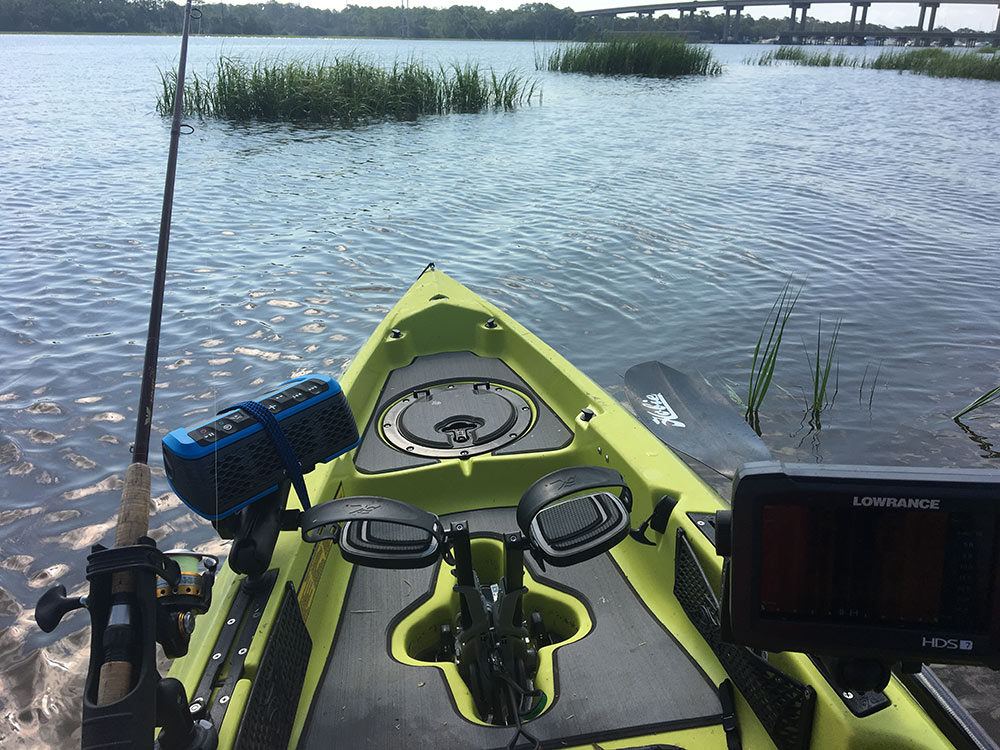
96 462 152 705
114 462 152 551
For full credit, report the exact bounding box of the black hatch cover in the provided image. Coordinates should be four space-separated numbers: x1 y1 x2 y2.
354 351 574 474
382 382 532 458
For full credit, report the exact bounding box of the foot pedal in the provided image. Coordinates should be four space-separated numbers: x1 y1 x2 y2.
517 466 632 567
300 496 444 569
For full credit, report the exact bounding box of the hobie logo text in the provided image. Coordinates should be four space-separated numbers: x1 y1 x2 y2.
852 496 940 510
641 393 686 428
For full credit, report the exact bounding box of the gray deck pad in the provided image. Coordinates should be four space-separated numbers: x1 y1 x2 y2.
299 508 722 749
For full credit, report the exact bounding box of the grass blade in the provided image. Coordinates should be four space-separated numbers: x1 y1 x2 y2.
954 385 1000 419
746 280 800 430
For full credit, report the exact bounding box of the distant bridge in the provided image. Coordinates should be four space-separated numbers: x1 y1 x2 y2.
576 0 1000 44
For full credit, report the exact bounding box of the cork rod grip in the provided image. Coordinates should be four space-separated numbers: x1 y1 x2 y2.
96 462 151 705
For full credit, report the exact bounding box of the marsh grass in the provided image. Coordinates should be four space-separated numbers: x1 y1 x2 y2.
868 48 1000 81
805 316 841 426
774 46 807 61
544 36 722 77
752 45 1000 82
954 385 1000 419
157 56 538 124
758 47 861 67
746 281 800 432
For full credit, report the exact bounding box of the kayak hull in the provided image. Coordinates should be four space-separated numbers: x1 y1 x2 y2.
167 269 962 750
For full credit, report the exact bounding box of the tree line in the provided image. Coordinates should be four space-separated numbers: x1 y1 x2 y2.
1 0 925 41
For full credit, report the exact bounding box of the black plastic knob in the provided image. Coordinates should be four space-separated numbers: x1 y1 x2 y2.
35 584 86 633
156 677 219 750
714 510 732 557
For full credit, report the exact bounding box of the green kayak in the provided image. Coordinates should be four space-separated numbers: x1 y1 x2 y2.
147 267 989 750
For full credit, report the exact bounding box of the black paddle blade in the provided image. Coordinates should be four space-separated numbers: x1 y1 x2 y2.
624 361 771 479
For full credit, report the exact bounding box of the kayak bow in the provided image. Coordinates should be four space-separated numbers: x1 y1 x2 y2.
151 268 991 750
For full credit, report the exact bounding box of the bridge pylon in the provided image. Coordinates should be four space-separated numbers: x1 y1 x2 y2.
849 1 870 35
723 5 744 40
788 2 810 34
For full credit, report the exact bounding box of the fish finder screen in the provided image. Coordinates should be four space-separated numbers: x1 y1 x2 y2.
758 504 996 630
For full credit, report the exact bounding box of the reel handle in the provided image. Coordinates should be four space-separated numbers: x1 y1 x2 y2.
35 584 86 633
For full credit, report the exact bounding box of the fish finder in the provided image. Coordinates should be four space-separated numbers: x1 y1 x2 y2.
715 462 1000 669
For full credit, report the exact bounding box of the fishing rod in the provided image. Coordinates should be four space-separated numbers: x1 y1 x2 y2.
99 0 195 705
35 2 217 748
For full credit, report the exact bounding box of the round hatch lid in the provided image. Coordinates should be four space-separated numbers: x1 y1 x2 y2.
381 382 533 459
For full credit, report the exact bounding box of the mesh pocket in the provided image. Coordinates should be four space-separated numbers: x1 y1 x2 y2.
234 582 311 750
674 528 815 750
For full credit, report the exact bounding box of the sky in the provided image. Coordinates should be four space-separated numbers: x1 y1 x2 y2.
233 0 1000 32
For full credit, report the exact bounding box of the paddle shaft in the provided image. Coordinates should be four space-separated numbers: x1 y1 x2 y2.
96 0 194 706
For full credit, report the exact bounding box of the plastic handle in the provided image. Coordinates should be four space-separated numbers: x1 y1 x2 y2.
35 585 86 633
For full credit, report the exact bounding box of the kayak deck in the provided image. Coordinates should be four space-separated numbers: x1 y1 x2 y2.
167 269 965 750
300 508 723 749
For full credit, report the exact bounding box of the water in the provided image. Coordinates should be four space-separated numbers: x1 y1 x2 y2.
1 34 999 747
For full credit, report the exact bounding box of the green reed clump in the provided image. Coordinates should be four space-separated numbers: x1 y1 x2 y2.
868 48 1000 81
803 50 859 67
157 55 538 124
545 36 722 77
773 46 808 62
441 63 537 112
805 316 841 426
751 45 1000 82
746 281 800 432
757 46 861 68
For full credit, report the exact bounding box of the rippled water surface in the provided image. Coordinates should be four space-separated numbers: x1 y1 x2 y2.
1 34 999 746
